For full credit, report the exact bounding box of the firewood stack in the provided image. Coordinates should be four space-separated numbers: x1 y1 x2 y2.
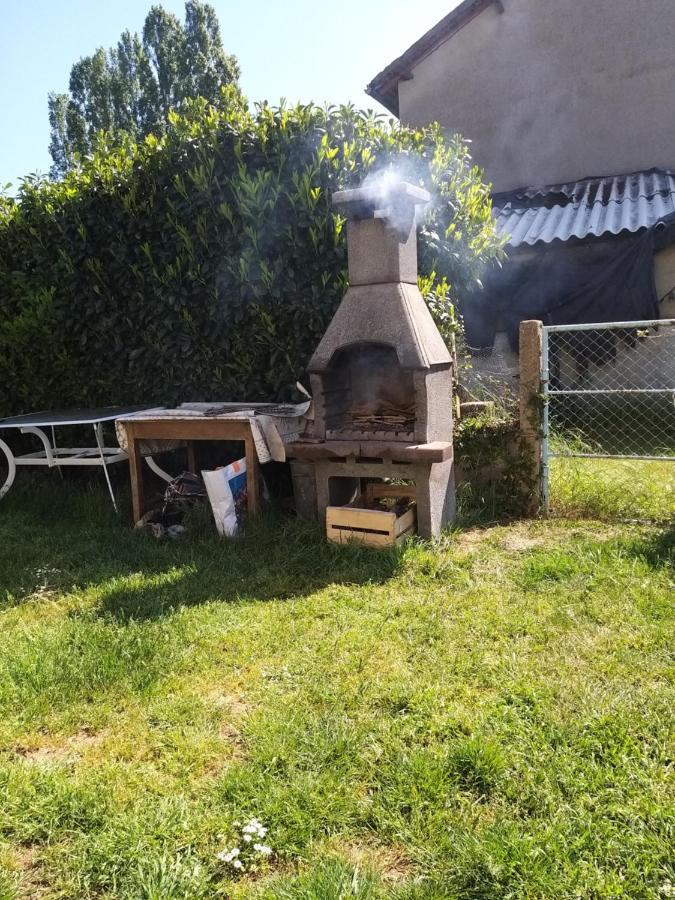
351 403 415 431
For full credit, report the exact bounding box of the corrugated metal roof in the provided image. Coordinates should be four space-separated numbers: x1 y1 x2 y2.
493 169 675 247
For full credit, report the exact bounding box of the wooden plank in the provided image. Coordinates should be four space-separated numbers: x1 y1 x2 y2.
186 441 197 473
328 528 394 547
395 525 416 545
125 418 252 441
366 483 417 502
244 435 260 516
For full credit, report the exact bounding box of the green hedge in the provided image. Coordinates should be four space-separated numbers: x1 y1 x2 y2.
0 90 502 415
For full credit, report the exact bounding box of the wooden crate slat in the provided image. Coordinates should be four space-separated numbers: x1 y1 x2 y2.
394 507 416 536
327 527 396 547
395 525 417 545
326 505 396 531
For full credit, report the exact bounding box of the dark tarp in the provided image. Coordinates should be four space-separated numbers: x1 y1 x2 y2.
461 221 675 353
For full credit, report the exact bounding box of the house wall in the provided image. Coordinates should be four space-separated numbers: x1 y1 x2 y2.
398 0 675 191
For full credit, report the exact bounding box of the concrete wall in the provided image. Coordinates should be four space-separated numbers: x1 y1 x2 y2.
655 245 675 318
398 0 675 192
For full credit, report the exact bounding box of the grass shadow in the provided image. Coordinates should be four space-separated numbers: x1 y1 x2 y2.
94 514 406 621
0 477 406 621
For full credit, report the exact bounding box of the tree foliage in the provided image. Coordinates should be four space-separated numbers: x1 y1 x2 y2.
0 93 503 416
48 1 239 177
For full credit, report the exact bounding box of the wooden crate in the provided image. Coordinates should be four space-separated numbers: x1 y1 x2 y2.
326 497 416 548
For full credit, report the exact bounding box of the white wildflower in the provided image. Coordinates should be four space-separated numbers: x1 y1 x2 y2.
217 847 240 864
219 817 271 873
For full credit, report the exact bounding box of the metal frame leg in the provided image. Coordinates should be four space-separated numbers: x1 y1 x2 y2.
51 426 64 479
0 438 17 499
94 423 118 513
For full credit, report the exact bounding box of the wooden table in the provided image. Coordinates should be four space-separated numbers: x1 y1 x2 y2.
123 416 261 524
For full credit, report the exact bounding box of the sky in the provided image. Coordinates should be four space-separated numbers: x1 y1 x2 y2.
0 0 459 188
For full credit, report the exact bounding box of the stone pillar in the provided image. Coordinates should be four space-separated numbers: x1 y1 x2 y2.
413 460 455 539
519 320 543 514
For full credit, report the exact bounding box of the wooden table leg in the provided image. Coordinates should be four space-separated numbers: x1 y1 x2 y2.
186 441 197 473
244 434 260 515
127 432 145 524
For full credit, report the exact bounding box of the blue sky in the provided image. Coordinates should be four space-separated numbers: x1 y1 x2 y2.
0 0 458 188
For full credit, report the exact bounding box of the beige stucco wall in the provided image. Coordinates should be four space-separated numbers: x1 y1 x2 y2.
398 0 675 192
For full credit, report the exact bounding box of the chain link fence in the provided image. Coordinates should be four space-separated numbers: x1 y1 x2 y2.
541 319 675 519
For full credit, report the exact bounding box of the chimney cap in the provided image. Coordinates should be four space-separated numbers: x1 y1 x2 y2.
332 181 430 220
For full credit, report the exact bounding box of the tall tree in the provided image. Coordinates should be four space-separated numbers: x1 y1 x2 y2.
48 1 239 177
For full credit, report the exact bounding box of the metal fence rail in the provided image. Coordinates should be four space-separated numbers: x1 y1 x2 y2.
541 318 675 513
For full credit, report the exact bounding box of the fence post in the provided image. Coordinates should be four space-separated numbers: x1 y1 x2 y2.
519 320 544 514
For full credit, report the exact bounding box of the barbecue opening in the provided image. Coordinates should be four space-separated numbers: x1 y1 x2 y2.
322 343 416 440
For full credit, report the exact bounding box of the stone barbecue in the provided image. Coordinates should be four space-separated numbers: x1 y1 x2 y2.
289 179 455 538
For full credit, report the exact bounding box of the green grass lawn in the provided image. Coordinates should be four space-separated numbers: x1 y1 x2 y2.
0 479 673 899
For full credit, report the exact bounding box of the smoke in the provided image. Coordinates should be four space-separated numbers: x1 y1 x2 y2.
360 158 434 238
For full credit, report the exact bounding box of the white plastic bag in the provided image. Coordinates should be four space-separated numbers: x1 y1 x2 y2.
202 459 247 537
